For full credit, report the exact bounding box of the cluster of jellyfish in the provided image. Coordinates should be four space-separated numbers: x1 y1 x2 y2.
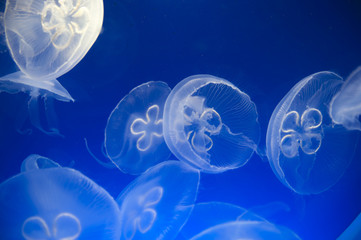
1 0 361 239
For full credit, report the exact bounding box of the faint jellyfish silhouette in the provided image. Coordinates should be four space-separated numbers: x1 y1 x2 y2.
266 71 359 194
104 81 172 174
0 0 104 135
176 201 266 240
189 221 301 240
0 155 121 239
163 74 260 173
20 154 60 172
116 160 200 240
338 212 361 240
330 66 361 131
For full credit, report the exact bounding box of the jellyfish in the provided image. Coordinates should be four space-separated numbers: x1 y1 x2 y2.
116 160 200 240
338 213 361 240
189 221 301 240
163 74 260 173
266 71 359 194
103 81 172 174
176 202 266 240
0 0 104 135
0 154 121 239
330 66 361 131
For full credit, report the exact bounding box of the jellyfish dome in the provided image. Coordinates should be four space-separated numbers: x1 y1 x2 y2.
163 74 260 173
105 81 172 174
330 66 361 131
0 155 121 239
0 0 103 134
176 201 266 240
116 160 200 240
266 71 359 194
189 221 301 240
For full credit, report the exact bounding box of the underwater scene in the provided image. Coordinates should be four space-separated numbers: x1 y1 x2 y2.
0 0 361 239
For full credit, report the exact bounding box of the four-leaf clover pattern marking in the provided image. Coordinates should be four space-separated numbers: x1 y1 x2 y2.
22 212 81 240
41 0 90 49
124 187 163 240
280 108 323 158
183 96 222 154
130 105 163 152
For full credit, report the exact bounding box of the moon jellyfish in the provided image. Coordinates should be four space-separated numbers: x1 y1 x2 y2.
267 71 359 194
163 74 260 173
0 0 104 134
176 202 266 240
104 81 172 174
338 213 361 240
0 155 121 239
116 160 200 240
189 221 301 240
330 66 361 131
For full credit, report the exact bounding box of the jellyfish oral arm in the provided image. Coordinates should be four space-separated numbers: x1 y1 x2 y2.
0 71 74 135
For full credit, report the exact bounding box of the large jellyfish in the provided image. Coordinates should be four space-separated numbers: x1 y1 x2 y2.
330 66 361 131
266 71 359 194
176 202 266 240
0 0 103 134
104 81 172 174
189 221 301 240
0 154 121 239
163 74 260 173
116 160 200 240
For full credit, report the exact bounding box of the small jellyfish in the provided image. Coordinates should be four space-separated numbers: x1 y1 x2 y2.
0 155 121 239
0 0 103 134
163 74 260 173
116 160 200 240
104 81 172 174
330 66 361 131
266 71 359 194
189 221 301 240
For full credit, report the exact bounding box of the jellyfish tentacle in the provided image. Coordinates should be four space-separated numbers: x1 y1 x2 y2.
28 90 63 137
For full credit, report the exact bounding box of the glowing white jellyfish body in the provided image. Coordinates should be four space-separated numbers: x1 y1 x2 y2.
163 74 260 173
105 81 172 174
0 155 121 239
0 0 103 134
266 71 359 194
116 160 200 240
330 66 361 131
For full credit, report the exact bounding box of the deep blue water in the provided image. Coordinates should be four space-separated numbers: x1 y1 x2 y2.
0 0 361 239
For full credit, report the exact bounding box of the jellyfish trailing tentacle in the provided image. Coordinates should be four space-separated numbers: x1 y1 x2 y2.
84 138 116 169
0 71 74 136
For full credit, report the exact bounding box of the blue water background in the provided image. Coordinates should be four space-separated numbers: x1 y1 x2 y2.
0 0 361 239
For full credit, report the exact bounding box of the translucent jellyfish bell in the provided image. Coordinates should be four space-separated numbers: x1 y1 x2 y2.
330 66 361 131
116 160 200 240
266 71 359 194
104 81 172 174
176 202 266 240
163 74 260 173
0 155 121 239
189 221 301 240
0 0 104 134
